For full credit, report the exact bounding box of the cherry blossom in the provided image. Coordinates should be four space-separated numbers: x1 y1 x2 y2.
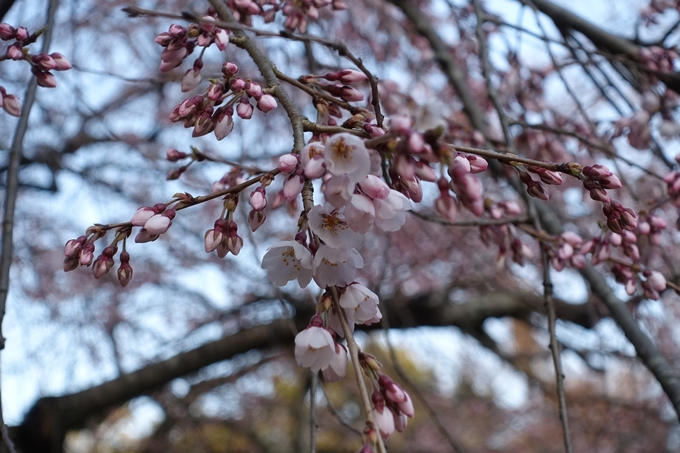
345 194 376 233
294 316 335 372
261 241 313 288
321 343 348 382
373 190 411 232
339 283 382 324
313 245 364 287
324 133 370 183
308 204 362 249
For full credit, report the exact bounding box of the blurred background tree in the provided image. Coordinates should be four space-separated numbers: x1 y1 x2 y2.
2 0 680 452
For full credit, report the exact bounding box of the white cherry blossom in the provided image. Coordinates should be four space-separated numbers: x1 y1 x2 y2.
261 241 313 288
340 283 381 324
308 204 362 249
313 245 364 287
345 194 376 234
323 174 354 208
374 190 411 232
294 319 335 372
321 343 348 382
324 133 370 183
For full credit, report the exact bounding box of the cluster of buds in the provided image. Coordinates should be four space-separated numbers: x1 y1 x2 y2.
370 374 415 438
446 153 488 217
1 23 71 116
479 200 532 268
519 171 551 201
204 194 244 258
248 182 269 232
639 45 678 75
602 200 638 233
637 213 667 245
169 61 277 140
131 203 176 243
279 0 348 33
582 164 622 203
64 233 133 287
300 69 367 114
550 231 586 271
154 20 227 73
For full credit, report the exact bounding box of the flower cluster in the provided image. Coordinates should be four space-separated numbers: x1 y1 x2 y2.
169 61 277 140
63 229 133 287
1 22 71 116
154 20 228 73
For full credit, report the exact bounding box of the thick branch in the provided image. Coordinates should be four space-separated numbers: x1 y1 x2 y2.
13 288 596 453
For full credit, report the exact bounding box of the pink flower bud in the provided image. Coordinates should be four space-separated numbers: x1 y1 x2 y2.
166 148 189 161
467 155 488 173
278 153 299 174
637 221 651 235
167 24 186 37
14 26 27 41
538 170 563 185
0 23 15 41
359 175 390 200
557 243 574 260
32 53 56 71
499 200 522 216
50 52 71 71
645 270 667 292
560 232 583 247
450 155 471 174
336 69 367 84
601 174 622 190
63 256 79 272
214 113 234 141
2 94 21 117
134 229 160 243
256 94 277 112
526 181 549 201
144 210 175 235
214 28 229 51
181 69 202 92
237 99 254 119
222 62 239 76
92 246 117 279
389 115 411 134
283 174 304 202
80 243 95 266
154 32 172 46
230 78 246 91
7 44 22 60
117 252 133 287
131 206 156 226
407 132 424 153
338 85 364 102
204 228 223 253
35 71 57 88
249 186 267 210
248 209 266 231
64 236 86 257
245 82 263 98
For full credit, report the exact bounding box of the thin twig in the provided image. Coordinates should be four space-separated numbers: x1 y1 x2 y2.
320 383 363 436
0 1 59 451
310 371 318 453
538 230 574 453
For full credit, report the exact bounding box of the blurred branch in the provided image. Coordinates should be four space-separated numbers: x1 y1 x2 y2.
0 0 16 22
0 1 59 452
394 0 680 424
13 287 597 452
